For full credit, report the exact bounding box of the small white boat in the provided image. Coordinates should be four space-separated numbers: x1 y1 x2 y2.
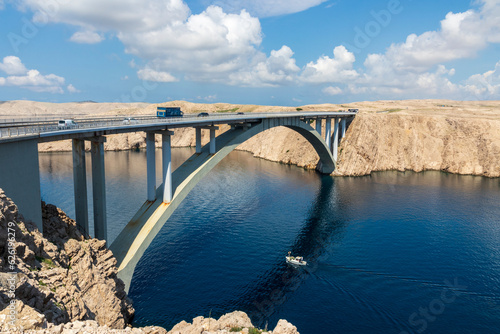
286 256 307 266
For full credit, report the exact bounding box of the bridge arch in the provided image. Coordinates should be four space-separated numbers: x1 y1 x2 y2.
110 117 335 291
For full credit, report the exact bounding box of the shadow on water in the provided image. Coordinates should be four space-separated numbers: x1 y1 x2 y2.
235 175 351 326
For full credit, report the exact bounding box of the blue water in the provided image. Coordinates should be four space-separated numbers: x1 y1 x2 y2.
39 149 500 333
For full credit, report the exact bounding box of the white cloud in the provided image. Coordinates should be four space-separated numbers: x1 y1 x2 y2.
18 0 263 84
379 11 485 73
301 46 359 83
70 30 104 44
229 45 300 86
0 0 4 10
462 61 500 99
2 70 65 93
330 0 500 100
0 56 28 75
121 6 262 84
0 56 69 93
197 94 217 101
364 1 500 74
210 0 327 17
21 0 190 33
323 86 342 95
67 84 80 93
12 0 500 99
137 68 178 82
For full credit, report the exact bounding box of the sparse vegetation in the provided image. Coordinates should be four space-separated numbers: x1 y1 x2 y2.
36 256 55 268
217 108 239 113
39 280 46 287
387 108 403 113
296 107 303 111
230 327 243 332
248 328 262 334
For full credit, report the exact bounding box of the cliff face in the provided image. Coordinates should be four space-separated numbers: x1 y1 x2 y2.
335 113 500 177
0 189 134 331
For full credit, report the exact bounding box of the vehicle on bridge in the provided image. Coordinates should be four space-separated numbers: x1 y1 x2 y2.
122 117 138 125
57 119 77 129
197 112 209 117
157 107 183 117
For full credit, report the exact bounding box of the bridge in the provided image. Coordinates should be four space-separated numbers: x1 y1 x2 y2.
0 111 356 291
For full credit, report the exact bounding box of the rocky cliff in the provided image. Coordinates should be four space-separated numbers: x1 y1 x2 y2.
334 112 500 177
0 189 133 331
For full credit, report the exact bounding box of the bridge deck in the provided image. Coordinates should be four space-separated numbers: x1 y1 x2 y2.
0 111 356 143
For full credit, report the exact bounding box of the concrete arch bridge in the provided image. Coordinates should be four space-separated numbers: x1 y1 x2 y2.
0 111 356 291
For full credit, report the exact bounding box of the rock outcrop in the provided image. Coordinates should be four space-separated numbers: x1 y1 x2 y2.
0 189 134 332
334 113 500 177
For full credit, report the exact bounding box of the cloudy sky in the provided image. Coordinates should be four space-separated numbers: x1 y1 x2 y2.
1 0 500 105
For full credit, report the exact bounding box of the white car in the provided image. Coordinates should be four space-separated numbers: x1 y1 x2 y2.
122 117 138 125
57 119 77 129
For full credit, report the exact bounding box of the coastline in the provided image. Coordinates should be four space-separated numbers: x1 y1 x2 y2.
31 99 500 178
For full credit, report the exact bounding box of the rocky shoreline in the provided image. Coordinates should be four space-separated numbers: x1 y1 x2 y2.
0 189 299 333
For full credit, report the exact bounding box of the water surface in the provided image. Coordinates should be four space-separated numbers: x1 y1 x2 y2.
39 149 500 333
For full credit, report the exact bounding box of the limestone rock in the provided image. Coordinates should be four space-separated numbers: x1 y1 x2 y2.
334 113 500 177
0 189 134 329
271 319 299 334
217 311 253 329
0 299 47 331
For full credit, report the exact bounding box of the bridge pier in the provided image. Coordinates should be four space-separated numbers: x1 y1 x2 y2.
325 118 331 150
146 132 156 201
161 131 174 203
0 138 42 231
341 119 347 139
72 139 89 236
315 118 322 135
209 127 216 154
90 137 107 242
332 118 339 161
195 127 202 154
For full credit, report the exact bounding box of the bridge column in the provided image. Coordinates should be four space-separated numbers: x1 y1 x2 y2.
341 119 347 139
332 118 339 161
195 127 202 154
72 139 89 236
315 118 322 135
146 132 156 201
325 118 331 150
162 131 175 203
90 137 107 242
0 139 42 231
210 127 216 154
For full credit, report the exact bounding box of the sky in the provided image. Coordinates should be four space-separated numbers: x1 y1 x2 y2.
0 0 500 106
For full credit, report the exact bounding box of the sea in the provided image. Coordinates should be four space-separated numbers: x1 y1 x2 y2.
39 148 500 334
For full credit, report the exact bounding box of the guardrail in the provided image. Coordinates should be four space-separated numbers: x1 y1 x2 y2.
0 111 356 140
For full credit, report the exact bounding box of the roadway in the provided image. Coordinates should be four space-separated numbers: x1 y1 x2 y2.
0 111 357 143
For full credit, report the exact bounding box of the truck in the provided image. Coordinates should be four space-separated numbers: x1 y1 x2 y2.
157 107 183 117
